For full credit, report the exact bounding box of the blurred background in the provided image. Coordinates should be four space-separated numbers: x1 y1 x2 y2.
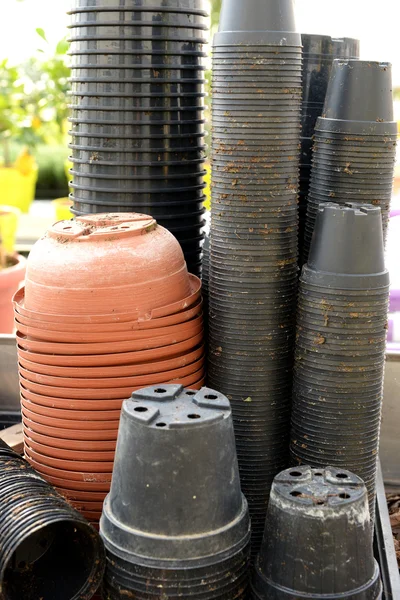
0 0 399 204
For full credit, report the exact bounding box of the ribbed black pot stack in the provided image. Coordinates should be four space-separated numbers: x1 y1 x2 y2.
303 59 397 263
67 0 209 276
207 0 302 556
100 385 251 599
252 467 382 600
0 440 105 600
290 203 390 522
299 35 360 261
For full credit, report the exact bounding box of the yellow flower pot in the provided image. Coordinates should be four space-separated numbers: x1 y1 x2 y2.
52 197 73 221
0 167 38 213
0 205 20 254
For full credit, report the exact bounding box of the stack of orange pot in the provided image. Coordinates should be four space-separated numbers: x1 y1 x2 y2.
13 213 204 528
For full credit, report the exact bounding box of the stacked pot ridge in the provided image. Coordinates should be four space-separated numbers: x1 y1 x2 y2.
303 59 398 262
67 0 210 276
100 385 251 599
208 0 302 556
299 34 360 261
14 213 205 527
291 203 389 521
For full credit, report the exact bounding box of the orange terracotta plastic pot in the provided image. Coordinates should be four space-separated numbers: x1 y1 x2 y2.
18 354 205 389
21 406 120 431
15 314 203 344
24 449 113 484
25 427 116 451
24 443 114 472
21 387 123 411
0 254 26 333
24 213 192 316
67 500 104 512
21 396 121 421
25 436 115 462
19 362 204 400
22 414 119 441
17 332 203 367
20 375 137 400
18 344 204 379
54 486 108 502
15 320 203 355
15 297 203 334
13 274 201 324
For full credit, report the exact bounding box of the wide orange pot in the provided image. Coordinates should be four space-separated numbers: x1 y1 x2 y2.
18 345 204 379
17 331 203 367
0 254 26 333
24 213 192 316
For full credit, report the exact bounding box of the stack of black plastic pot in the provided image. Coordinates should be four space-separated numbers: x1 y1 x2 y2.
0 440 105 600
67 0 209 276
299 34 360 261
303 59 397 263
252 467 382 600
208 0 301 556
100 385 251 599
290 203 390 522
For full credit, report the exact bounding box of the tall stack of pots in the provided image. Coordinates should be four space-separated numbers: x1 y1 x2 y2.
67 0 209 277
100 385 251 599
303 59 397 262
13 214 205 527
290 204 389 521
208 0 302 555
299 34 360 261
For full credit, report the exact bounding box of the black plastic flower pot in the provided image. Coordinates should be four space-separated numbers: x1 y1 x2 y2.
100 384 251 598
0 447 105 600
251 467 382 600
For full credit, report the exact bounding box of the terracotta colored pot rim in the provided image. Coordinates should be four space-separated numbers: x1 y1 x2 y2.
15 320 203 356
24 442 114 472
14 297 202 334
24 426 116 451
13 274 201 323
22 414 118 441
14 313 203 344
25 435 115 461
18 353 205 389
16 331 204 367
24 449 113 483
21 396 122 421
22 406 120 431
17 344 204 379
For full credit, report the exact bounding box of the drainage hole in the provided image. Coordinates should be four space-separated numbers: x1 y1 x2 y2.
290 491 302 497
339 493 351 499
336 473 348 479
134 407 148 412
154 388 167 394
156 423 167 428
204 394 218 400
188 414 201 419
186 391 196 396
314 472 323 476
315 500 325 506
290 471 302 477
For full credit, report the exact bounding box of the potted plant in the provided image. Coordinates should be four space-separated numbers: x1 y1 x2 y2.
0 207 26 333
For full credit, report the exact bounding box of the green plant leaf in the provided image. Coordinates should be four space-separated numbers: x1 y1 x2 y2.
36 28 47 43
56 39 69 55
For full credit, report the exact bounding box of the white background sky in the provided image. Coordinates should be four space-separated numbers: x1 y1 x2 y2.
0 0 399 85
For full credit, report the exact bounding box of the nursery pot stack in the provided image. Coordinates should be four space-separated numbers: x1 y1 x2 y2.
13 213 205 527
100 385 251 599
67 0 209 276
291 204 389 521
303 59 397 262
208 0 302 555
299 35 359 261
